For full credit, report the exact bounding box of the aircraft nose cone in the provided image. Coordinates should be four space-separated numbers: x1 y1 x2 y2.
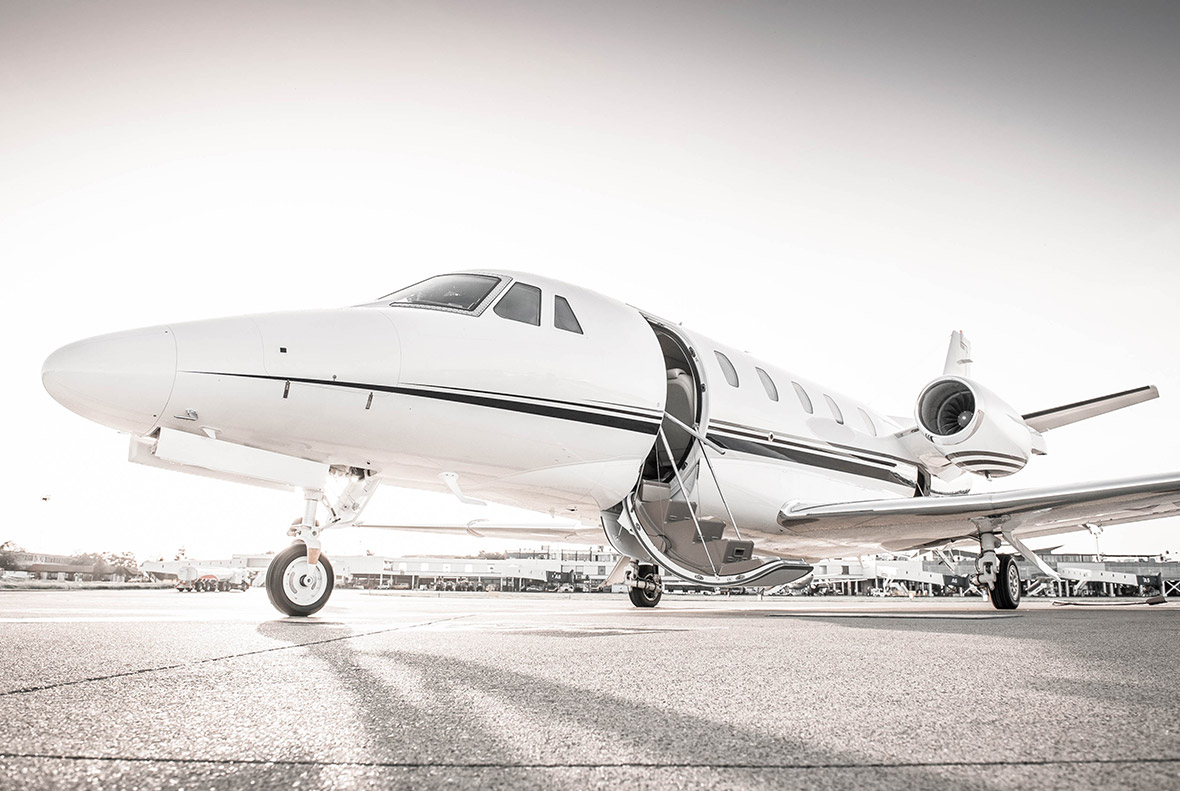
42 326 177 435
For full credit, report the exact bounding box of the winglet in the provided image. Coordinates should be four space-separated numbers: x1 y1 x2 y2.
943 331 972 377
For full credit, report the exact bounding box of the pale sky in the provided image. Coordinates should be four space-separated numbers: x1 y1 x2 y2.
3 0 1178 561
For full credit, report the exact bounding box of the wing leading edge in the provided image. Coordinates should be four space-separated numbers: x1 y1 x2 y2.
779 472 1180 553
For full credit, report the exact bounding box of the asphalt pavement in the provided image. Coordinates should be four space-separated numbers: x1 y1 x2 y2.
0 588 1177 790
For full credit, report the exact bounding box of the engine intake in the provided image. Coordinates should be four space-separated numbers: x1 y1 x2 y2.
916 377 1036 478
919 379 976 436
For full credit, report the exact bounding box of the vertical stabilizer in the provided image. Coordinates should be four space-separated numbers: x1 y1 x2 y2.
943 331 972 377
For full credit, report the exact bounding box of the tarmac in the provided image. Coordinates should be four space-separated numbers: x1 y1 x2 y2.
0 589 1176 790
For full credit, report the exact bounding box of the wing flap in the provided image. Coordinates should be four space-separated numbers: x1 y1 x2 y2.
779 472 1180 551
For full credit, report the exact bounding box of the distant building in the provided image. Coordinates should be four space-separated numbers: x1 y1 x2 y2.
9 551 75 567
143 548 623 591
810 551 1179 598
6 551 132 582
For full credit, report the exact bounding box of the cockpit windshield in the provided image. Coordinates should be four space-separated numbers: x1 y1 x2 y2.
379 274 502 312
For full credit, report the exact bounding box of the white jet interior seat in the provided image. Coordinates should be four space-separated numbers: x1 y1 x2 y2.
661 368 696 465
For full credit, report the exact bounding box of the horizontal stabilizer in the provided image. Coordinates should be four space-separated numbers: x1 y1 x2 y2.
1022 385 1158 432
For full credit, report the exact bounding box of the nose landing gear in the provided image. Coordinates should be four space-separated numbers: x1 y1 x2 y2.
263 471 379 617
266 544 335 616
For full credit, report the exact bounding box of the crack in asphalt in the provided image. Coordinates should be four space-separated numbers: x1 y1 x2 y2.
1 752 1177 770
0 615 470 698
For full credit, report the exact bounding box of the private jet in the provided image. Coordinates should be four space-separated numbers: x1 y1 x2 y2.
41 271 1180 616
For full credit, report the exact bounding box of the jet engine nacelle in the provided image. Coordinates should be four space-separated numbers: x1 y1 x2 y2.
915 376 1041 478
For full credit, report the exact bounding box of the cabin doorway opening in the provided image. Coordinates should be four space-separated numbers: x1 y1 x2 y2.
642 322 702 482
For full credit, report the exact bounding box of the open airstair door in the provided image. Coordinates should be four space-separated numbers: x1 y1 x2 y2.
615 320 812 588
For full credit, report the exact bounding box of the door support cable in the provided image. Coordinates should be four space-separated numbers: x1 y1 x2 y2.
657 427 719 577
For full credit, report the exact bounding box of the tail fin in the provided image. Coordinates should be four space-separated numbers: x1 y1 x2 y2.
943 331 972 377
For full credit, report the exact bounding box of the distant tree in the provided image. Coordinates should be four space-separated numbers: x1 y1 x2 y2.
0 540 25 570
102 551 138 578
70 553 107 577
58 551 137 579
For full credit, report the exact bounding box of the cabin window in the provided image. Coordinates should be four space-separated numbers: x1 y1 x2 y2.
715 351 739 387
381 273 501 312
792 381 813 414
858 407 877 436
493 282 542 326
554 295 583 334
756 368 779 401
824 394 844 425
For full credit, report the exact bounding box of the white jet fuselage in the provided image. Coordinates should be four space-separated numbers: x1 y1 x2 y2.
43 271 925 563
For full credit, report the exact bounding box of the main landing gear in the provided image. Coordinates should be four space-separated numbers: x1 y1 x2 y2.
974 532 1021 610
992 554 1021 610
626 563 663 608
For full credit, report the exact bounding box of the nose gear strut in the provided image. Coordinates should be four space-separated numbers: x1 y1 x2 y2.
268 468 380 617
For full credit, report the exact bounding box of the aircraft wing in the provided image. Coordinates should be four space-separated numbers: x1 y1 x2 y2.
354 520 605 543
778 472 1180 552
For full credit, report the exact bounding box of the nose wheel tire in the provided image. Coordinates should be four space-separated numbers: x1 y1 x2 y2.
266 544 334 617
628 565 663 608
990 554 1021 610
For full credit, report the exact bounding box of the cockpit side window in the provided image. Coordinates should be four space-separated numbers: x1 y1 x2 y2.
554 295 583 334
381 274 502 312
494 282 542 326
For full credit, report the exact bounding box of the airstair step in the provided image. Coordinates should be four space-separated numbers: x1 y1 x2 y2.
667 499 695 520
689 519 726 543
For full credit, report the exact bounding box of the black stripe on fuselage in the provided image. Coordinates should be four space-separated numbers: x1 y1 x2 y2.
708 418 905 469
183 371 662 435
706 431 905 486
399 381 664 422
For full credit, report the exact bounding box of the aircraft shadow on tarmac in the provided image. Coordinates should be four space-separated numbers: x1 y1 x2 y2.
247 617 1048 788
668 607 1179 714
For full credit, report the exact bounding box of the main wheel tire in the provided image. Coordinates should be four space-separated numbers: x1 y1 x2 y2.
991 554 1021 610
266 544 334 617
628 565 662 608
